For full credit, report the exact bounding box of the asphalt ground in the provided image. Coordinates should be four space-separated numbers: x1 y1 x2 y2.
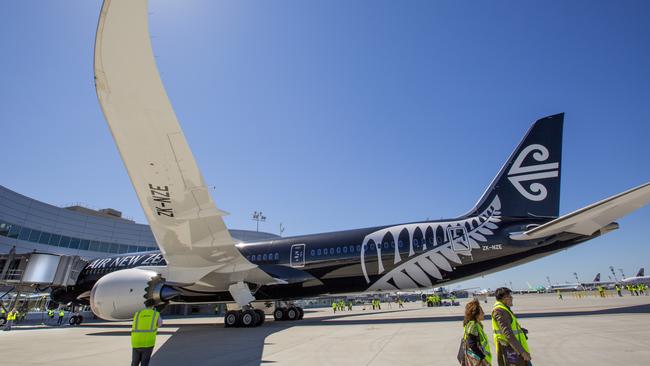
1 292 649 366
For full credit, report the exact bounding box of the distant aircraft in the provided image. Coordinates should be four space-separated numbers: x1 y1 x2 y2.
48 0 650 328
621 268 650 286
548 273 615 292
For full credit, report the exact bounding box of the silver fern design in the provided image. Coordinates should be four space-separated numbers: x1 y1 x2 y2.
361 196 501 291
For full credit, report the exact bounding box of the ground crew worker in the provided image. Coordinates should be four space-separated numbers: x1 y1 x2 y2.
398 299 404 309
131 300 162 366
48 309 55 322
332 301 337 313
557 289 562 300
347 301 353 311
463 299 492 365
492 287 531 366
3 309 17 331
57 308 65 325
615 284 622 297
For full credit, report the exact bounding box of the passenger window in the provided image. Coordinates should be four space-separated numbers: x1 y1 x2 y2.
356 245 361 252
349 245 354 252
256 254 262 261
398 240 403 248
275 253 279 260
329 248 334 255
263 254 268 261
336 247 341 254
383 242 389 249
317 248 322 255
310 249 315 256
343 246 348 253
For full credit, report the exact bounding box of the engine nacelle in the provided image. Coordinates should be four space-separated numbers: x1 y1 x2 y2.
90 268 169 320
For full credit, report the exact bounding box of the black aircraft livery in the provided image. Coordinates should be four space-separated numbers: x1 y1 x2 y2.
55 114 612 305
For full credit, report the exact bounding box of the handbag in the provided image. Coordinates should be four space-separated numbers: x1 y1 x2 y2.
457 334 483 366
456 329 484 366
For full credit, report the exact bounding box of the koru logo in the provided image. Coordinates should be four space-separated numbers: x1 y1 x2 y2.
507 144 558 201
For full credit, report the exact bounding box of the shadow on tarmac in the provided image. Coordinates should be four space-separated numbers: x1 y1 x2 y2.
79 303 650 366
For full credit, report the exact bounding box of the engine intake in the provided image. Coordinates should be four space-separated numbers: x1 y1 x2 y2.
90 268 178 320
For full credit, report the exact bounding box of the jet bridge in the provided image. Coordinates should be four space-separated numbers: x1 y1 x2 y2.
0 249 87 290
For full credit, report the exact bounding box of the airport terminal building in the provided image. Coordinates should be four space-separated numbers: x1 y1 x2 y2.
0 184 278 260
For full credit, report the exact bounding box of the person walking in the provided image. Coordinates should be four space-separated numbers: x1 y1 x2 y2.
131 300 162 366
48 309 55 323
332 300 337 314
461 299 492 365
615 284 622 297
57 309 65 325
492 287 531 366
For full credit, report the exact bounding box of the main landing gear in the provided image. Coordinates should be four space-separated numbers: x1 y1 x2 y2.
224 308 266 328
273 305 304 322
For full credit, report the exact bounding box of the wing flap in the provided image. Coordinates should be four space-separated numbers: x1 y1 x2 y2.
511 182 650 240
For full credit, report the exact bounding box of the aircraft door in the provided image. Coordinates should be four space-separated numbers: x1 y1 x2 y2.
447 226 470 252
290 244 306 268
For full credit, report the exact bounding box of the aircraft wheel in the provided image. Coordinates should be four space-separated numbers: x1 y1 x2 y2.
241 310 257 327
69 316 77 325
273 307 286 321
76 315 84 325
254 309 266 326
286 306 299 321
297 307 304 320
224 310 240 328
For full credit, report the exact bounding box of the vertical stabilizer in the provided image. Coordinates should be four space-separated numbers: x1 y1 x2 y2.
467 114 564 218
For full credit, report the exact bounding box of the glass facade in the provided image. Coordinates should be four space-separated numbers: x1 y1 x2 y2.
0 220 156 254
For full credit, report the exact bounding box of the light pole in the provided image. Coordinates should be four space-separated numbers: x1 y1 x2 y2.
252 211 266 232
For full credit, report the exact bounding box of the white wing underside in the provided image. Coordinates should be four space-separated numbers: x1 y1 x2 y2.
94 0 271 287
511 182 650 240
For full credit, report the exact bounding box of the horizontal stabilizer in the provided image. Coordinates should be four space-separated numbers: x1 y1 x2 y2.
511 182 650 240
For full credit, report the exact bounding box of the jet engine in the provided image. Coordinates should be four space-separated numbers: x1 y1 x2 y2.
90 268 178 320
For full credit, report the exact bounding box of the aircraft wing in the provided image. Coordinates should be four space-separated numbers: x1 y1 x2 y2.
94 0 271 286
511 182 650 240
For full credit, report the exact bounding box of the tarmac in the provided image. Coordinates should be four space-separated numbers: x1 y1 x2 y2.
1 292 649 366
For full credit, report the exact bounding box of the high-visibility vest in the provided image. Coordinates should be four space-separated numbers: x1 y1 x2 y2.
131 309 160 348
492 301 530 355
7 311 17 321
59 310 65 317
48 310 54 317
464 320 492 364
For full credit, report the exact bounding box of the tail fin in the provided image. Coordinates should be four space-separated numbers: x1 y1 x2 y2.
637 268 645 277
593 273 600 283
467 114 564 218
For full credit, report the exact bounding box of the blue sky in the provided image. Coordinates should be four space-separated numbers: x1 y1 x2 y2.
1 1 649 290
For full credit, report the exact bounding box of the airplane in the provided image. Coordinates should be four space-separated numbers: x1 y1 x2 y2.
48 0 650 328
621 268 650 286
547 273 608 292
